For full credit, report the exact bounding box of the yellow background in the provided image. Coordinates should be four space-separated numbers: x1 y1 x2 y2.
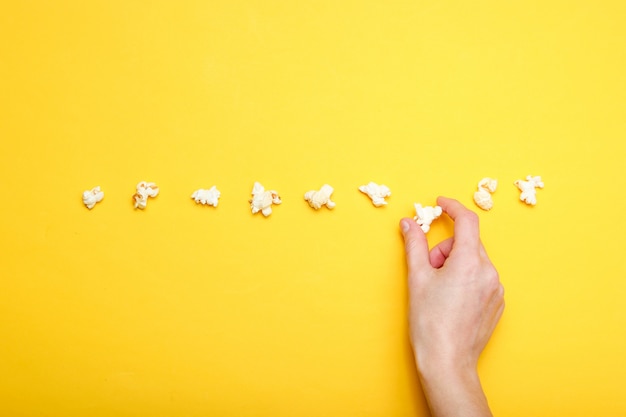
1 1 625 415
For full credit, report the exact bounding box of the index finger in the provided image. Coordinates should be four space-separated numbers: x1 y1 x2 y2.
436 196 481 250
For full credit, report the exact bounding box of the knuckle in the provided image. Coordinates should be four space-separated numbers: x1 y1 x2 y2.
495 282 505 301
484 264 501 290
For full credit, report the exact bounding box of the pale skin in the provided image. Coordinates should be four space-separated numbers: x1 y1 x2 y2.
400 196 505 417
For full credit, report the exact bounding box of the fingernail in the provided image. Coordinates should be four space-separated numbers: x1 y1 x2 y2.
400 219 411 234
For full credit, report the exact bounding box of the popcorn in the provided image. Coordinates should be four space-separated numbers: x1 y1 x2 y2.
304 184 336 210
413 203 443 233
191 186 221 207
359 182 391 207
514 175 544 205
249 182 281 216
82 186 104 209
473 177 498 211
133 181 159 209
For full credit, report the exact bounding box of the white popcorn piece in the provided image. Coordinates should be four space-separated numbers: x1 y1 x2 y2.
191 186 221 207
359 182 391 207
304 184 336 210
133 181 159 209
473 177 498 211
413 203 443 233
249 181 281 217
514 175 544 205
82 186 104 209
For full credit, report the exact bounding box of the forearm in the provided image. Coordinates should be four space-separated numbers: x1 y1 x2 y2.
417 359 493 417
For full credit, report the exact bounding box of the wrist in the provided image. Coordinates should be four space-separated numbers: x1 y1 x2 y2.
416 354 492 417
417 355 479 392
416 350 475 379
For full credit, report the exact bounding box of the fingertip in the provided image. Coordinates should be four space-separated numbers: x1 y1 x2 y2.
437 196 473 217
436 195 456 210
400 218 412 235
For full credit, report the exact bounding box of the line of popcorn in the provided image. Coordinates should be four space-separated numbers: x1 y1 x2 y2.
82 176 544 232
249 182 392 216
471 175 544 210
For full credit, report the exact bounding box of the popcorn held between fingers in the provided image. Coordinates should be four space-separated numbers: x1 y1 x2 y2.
304 184 336 210
514 175 544 205
359 182 391 207
249 182 281 217
133 181 159 209
473 177 498 211
191 186 221 207
82 186 104 209
413 203 443 233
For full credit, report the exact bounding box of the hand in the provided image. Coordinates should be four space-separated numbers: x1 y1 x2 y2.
400 196 504 417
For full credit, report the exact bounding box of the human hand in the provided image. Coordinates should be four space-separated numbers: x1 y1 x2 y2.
400 196 504 417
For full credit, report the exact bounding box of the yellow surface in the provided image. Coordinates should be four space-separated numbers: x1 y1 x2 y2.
1 1 625 415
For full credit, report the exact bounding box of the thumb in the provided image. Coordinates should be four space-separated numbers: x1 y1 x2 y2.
400 218 431 274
